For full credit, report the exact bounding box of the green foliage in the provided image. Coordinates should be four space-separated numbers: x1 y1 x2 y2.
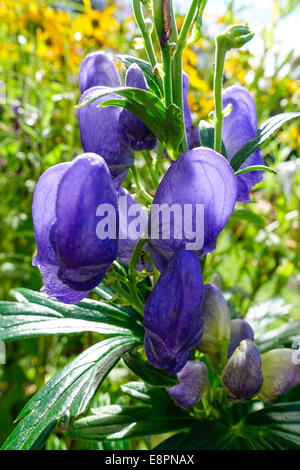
1 336 139 450
230 113 300 171
76 86 184 158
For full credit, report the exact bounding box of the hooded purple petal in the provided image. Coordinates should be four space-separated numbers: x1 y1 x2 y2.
167 360 209 409
148 147 238 271
32 162 90 303
259 349 300 404
78 86 134 186
32 153 118 303
117 187 148 267
119 64 157 151
227 319 254 359
144 246 204 374
79 51 121 93
222 339 263 402
222 85 264 202
53 153 118 291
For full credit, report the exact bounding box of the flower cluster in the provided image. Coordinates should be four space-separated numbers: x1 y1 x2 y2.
32 48 300 409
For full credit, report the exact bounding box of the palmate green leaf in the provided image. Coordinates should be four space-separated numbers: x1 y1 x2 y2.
75 86 184 158
116 54 163 97
244 402 300 449
5 287 144 339
67 403 195 442
1 336 138 450
123 352 178 387
245 297 292 339
230 112 300 172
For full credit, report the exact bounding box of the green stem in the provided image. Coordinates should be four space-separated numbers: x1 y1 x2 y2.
172 48 188 153
178 0 199 48
129 237 148 314
162 47 172 107
130 165 153 204
213 37 227 154
143 152 160 189
132 0 157 70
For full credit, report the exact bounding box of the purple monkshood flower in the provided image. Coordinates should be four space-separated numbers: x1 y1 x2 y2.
119 64 157 151
167 360 209 409
117 187 148 268
222 339 263 402
144 246 204 374
227 319 254 359
32 153 118 304
222 85 264 202
79 51 122 94
259 348 300 404
78 86 134 187
78 52 158 185
147 147 238 271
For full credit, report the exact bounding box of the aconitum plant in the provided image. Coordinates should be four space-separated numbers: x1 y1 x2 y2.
1 0 300 451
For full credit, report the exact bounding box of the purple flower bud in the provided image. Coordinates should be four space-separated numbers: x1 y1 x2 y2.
148 147 238 271
79 51 121 94
119 64 157 151
222 85 264 202
117 187 148 268
144 246 204 374
78 86 134 187
227 319 254 359
197 284 231 357
167 361 209 409
32 153 118 304
222 339 263 402
259 349 300 404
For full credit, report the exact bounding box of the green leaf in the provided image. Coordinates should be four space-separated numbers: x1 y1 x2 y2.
123 352 178 387
116 54 162 97
230 112 300 172
228 208 265 228
245 297 292 339
121 381 171 406
1 336 138 450
235 165 276 176
199 121 227 157
67 404 195 442
75 86 184 158
244 402 300 449
7 288 144 338
188 0 208 45
155 420 232 450
256 320 300 352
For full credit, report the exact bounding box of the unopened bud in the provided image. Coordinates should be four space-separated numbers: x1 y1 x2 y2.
167 361 209 409
259 348 300 404
197 284 231 359
222 339 263 403
217 24 254 51
227 319 254 359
